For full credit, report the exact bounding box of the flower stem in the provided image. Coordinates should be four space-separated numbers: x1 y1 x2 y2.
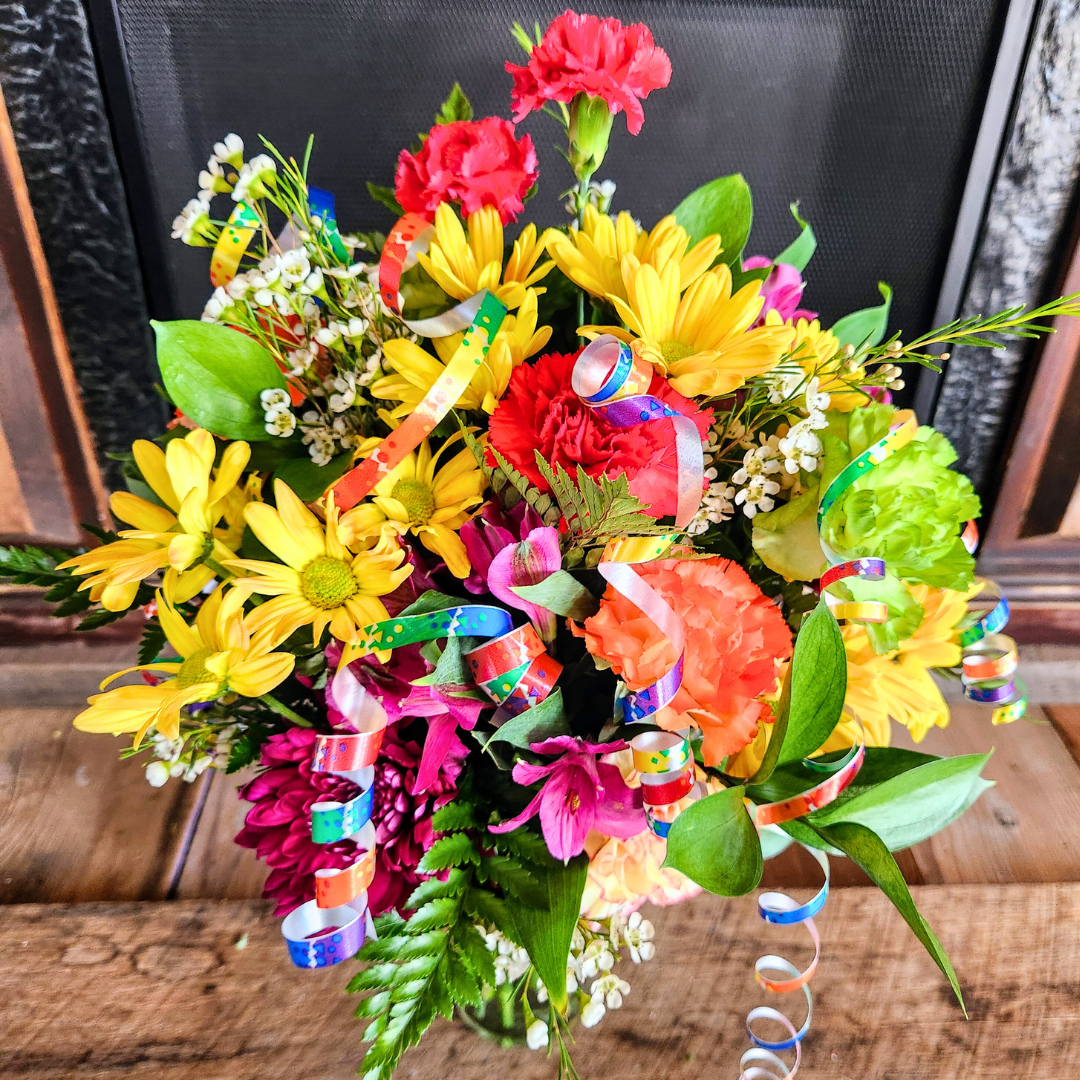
575 173 592 344
259 693 312 727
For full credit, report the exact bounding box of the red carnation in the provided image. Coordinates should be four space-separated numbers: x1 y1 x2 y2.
507 11 671 136
394 117 538 225
488 350 711 519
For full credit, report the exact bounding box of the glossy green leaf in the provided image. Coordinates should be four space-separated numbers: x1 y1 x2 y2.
662 786 763 896
774 203 817 271
672 174 753 267
399 590 470 618
810 752 994 850
510 856 588 1015
483 689 569 749
367 181 404 217
511 571 600 619
831 282 893 349
435 82 473 125
810 821 965 1012
775 598 846 767
152 320 287 441
273 452 355 503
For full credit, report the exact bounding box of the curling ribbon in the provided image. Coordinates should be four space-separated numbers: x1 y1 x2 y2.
331 213 507 510
741 845 831 1080
571 335 705 529
350 603 562 716
210 201 260 288
283 667 387 968
954 525 1027 723
600 536 686 723
306 186 348 261
816 410 918 624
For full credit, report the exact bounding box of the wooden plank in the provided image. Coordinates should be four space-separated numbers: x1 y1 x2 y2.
0 885 1076 1079
889 703 1080 884
1045 704 1080 768
0 707 208 903
175 768 268 902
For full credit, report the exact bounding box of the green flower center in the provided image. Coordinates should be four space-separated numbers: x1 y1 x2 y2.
175 647 216 688
659 339 694 364
391 478 435 525
300 555 358 610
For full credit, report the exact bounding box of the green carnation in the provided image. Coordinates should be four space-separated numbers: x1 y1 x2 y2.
820 404 980 591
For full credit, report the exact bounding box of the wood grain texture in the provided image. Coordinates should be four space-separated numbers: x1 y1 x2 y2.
174 768 267 902
889 703 1080 885
1045 705 1080 769
0 707 208 903
0 885 1076 1079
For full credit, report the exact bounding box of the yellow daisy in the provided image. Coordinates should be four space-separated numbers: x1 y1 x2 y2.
585 259 794 398
765 311 867 411
59 429 251 611
416 203 555 311
373 287 551 415
73 585 293 746
338 438 487 579
225 480 413 650
547 206 722 304
843 583 978 742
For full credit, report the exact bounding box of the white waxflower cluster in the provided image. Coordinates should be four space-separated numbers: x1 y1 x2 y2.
144 731 213 788
776 377 830 475
688 423 738 535
260 388 296 438
172 133 247 246
478 925 531 987
732 435 783 518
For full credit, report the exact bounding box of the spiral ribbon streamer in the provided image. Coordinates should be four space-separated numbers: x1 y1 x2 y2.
331 213 508 510
956 524 1027 723
572 335 705 529
816 411 918 623
210 201 261 288
601 536 687 723
282 667 387 969
741 843 831 1080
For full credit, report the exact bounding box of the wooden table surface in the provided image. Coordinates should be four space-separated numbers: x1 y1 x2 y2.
1 696 1079 1076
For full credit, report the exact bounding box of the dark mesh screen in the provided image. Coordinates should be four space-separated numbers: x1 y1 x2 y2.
96 0 1005 347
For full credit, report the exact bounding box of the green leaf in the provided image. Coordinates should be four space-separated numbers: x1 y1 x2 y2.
672 174 753 267
273 452 355 503
481 855 549 909
776 599 846 768
429 803 478 833
774 203 816 272
810 753 993 851
398 590 471 618
367 181 404 217
510 856 588 1015
404 869 468 911
662 786 763 896
748 657 791 786
490 827 558 868
152 320 287 441
511 570 600 619
447 952 483 1008
454 921 497 986
411 635 478 689
435 82 473 125
463 888 523 944
809 821 965 1012
483 689 569 750
831 282 893 349
354 990 392 1018
407 898 460 932
347 963 400 993
416 832 479 873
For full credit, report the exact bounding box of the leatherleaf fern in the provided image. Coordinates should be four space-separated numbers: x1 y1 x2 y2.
348 798 554 1079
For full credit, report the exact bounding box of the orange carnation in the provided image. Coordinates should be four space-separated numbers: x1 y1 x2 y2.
573 557 792 765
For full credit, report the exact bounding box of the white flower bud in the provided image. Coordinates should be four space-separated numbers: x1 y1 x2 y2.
145 761 170 787
526 1020 549 1050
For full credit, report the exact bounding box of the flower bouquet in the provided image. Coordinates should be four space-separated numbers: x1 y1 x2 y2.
5 10 1077 1079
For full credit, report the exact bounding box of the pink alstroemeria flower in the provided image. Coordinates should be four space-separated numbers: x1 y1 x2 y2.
460 501 544 594
487 525 563 642
399 683 486 796
743 256 816 327
490 736 646 861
